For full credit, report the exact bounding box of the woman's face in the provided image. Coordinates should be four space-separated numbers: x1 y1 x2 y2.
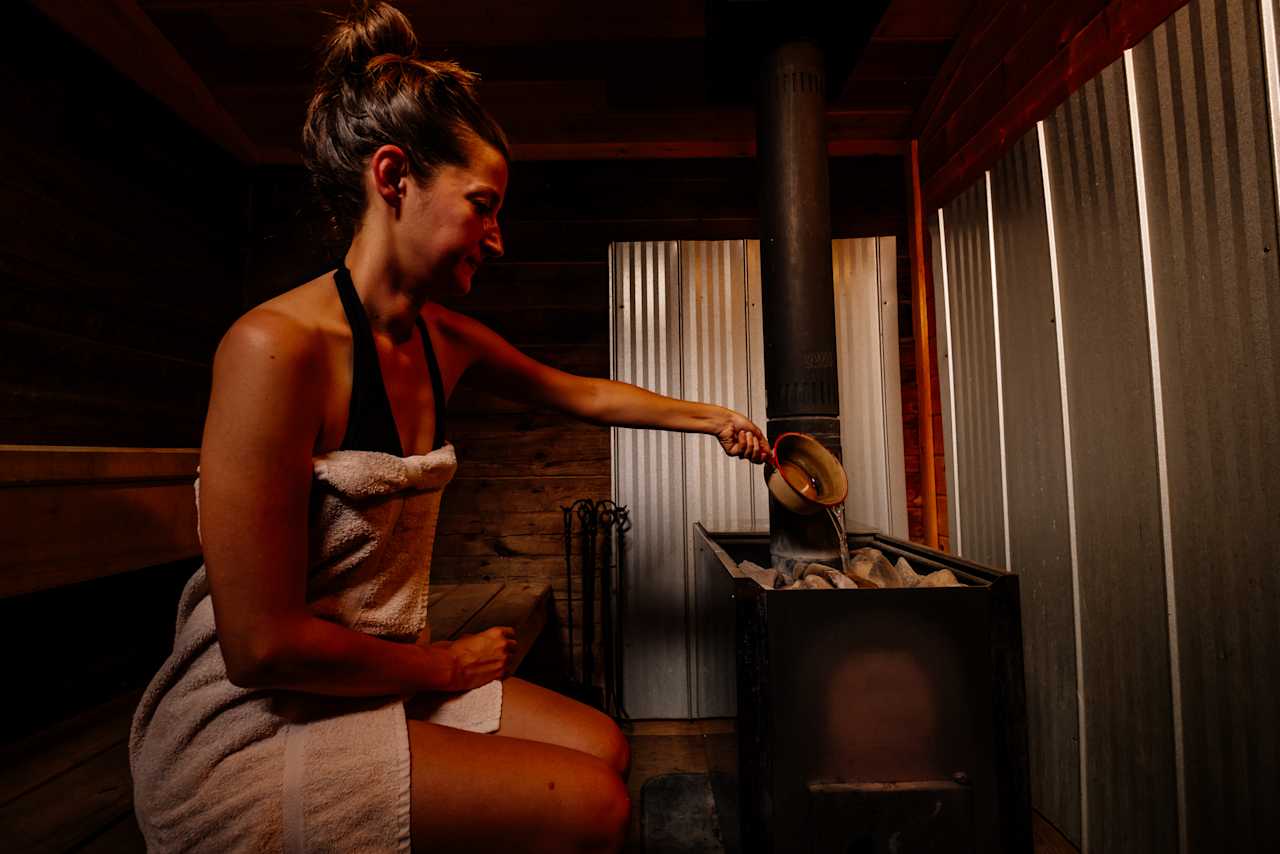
402 137 508 299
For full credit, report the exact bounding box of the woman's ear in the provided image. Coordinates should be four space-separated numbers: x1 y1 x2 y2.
369 145 409 210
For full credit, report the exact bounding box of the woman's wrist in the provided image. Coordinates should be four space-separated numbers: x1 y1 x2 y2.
413 642 461 693
696 403 731 434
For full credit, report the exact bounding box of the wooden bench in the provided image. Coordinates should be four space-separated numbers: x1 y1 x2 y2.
0 580 552 853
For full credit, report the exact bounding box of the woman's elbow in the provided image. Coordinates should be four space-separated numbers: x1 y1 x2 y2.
223 634 290 689
565 377 611 424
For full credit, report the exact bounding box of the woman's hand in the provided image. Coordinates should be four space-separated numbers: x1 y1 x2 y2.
715 410 770 464
445 627 516 691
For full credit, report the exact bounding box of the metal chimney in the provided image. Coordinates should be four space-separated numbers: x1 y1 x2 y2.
705 0 888 566
756 40 842 568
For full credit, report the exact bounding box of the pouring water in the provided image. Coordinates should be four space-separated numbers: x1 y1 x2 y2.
826 504 850 575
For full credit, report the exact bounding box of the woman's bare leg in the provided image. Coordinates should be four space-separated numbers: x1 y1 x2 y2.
495 678 630 776
408 720 630 853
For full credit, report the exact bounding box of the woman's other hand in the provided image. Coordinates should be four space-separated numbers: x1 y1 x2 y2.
446 627 516 691
715 410 770 464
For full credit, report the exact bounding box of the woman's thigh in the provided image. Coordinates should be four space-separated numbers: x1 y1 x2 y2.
407 719 629 853
495 678 630 775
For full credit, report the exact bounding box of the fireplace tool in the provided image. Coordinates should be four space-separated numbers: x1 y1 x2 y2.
561 498 630 718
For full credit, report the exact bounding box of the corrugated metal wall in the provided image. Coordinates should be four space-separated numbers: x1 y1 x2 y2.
929 1 1280 850
988 130 1082 844
929 213 962 549
1048 58 1179 854
942 181 1007 569
613 238 906 718
833 237 909 534
678 240 765 719
609 241 690 716
1135 1 1280 849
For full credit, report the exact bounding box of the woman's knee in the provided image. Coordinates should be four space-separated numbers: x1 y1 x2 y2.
572 764 630 851
571 710 629 777
599 719 630 778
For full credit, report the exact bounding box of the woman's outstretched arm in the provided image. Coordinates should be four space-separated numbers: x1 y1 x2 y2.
199 309 513 696
443 310 770 463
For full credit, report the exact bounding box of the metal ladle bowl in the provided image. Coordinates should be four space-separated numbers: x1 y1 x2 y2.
763 432 848 515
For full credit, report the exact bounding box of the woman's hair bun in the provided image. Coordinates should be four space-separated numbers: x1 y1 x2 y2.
319 1 419 80
304 0 509 243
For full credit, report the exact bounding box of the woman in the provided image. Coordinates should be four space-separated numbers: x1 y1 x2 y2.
130 3 768 852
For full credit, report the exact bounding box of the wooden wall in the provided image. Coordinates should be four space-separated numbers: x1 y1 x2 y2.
247 155 910 687
0 4 248 743
4 0 922 710
899 227 949 550
1 4 248 448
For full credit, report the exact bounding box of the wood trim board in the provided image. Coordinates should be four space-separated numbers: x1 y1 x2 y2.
0 446 200 598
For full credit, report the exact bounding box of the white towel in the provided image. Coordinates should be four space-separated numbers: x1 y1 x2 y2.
131 445 503 853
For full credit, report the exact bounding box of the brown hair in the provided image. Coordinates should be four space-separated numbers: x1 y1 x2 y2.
302 1 510 241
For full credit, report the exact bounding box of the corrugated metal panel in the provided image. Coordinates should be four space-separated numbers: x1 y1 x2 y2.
681 240 756 533
832 237 908 536
942 181 1006 568
746 240 770 528
929 212 961 551
1270 0 1280 221
615 237 910 719
877 238 909 538
1044 60 1178 854
1134 2 1280 850
989 129 1082 845
681 240 756 717
610 240 691 718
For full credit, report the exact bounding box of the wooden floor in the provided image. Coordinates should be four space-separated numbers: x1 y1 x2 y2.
3 683 1077 853
623 721 1081 853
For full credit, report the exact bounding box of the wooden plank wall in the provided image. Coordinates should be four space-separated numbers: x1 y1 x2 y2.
899 216 948 547
0 5 247 743
247 156 910 687
7 0 922 716
2 3 248 448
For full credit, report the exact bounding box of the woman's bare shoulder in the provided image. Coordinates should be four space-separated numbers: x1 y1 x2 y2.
421 300 492 343
217 273 339 369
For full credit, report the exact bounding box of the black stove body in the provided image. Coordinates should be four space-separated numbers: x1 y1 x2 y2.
695 524 1032 854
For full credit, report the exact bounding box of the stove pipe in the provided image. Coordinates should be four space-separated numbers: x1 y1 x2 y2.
756 40 843 568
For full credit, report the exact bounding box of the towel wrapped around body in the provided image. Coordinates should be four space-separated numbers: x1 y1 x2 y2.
130 445 501 853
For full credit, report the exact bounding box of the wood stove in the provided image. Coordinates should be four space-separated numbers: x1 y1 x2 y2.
695 523 1032 854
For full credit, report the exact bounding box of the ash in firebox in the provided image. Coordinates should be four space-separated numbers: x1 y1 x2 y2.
739 547 962 590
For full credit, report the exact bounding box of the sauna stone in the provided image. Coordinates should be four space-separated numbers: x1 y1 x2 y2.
796 562 829 580
847 547 897 588
738 560 779 590
793 562 859 589
893 556 923 588
917 568 962 588
738 552 963 590
822 568 858 589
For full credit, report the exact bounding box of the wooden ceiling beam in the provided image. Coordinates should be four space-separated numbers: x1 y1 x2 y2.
138 0 705 47
918 0 1110 144
920 0 1191 208
510 139 908 161
874 0 981 40
909 0 1009 137
252 138 906 164
33 0 258 163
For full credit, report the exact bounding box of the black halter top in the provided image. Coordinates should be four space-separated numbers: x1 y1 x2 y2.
334 265 447 455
